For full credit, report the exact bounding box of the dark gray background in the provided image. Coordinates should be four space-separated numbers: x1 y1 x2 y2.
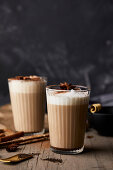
0 0 113 105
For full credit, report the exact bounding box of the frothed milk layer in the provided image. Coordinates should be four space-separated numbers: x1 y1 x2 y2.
9 80 46 93
47 90 89 105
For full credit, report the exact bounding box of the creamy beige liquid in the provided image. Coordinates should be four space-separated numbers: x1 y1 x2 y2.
48 103 88 150
9 79 46 132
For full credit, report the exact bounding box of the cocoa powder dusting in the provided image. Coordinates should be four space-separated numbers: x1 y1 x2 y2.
41 158 63 163
87 135 94 139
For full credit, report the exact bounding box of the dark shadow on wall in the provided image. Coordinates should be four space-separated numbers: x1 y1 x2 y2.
0 0 113 105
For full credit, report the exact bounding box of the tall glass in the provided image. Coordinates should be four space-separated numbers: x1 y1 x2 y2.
46 85 90 154
8 76 47 134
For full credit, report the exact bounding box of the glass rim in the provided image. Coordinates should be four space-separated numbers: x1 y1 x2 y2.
46 85 91 92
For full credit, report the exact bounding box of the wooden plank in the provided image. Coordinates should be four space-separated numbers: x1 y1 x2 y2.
39 141 61 170
86 130 113 170
0 131 113 170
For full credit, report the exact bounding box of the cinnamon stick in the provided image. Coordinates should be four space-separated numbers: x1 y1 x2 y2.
20 137 49 145
0 131 24 142
0 133 5 138
0 133 49 147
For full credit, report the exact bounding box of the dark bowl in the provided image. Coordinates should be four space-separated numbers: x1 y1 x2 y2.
88 106 113 136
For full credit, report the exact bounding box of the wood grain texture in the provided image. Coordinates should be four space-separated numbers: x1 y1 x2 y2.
0 104 113 170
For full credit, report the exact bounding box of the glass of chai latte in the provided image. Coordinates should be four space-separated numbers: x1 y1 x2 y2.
46 83 90 154
8 76 47 134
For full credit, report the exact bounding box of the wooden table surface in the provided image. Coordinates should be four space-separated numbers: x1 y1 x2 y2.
0 104 113 170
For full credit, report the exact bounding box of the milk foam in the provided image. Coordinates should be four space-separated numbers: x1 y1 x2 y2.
47 90 89 105
9 80 46 93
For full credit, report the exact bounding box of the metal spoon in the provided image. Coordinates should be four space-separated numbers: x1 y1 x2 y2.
0 153 33 163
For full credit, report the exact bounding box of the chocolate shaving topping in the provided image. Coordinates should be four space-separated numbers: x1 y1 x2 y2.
23 76 30 80
16 76 23 80
54 91 68 94
60 82 80 90
6 143 19 152
9 75 41 81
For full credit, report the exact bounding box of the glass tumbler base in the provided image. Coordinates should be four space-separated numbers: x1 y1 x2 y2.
51 145 84 155
24 128 45 136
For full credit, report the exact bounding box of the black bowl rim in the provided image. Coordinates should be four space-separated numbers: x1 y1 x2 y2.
88 112 113 116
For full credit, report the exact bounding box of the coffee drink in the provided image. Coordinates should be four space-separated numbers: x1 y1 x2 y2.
8 76 47 133
46 84 90 154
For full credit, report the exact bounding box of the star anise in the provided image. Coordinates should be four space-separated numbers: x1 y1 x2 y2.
60 82 74 90
60 82 81 90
